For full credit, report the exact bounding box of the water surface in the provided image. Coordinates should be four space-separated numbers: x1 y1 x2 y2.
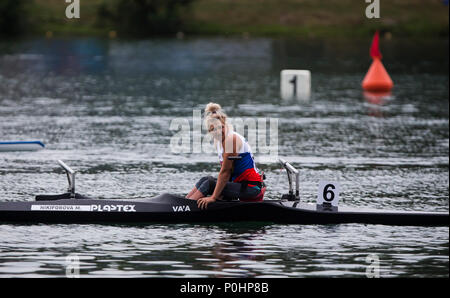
0 37 448 277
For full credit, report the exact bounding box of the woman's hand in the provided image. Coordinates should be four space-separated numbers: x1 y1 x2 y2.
197 196 216 210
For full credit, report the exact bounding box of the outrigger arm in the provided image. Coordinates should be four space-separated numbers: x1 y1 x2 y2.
58 160 76 199
278 158 300 201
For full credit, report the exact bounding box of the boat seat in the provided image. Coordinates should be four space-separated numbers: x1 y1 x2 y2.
239 186 266 202
239 171 266 202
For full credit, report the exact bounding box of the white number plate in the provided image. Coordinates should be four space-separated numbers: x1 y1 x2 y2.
317 181 340 207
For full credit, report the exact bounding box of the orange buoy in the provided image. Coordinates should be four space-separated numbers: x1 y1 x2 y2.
362 31 393 92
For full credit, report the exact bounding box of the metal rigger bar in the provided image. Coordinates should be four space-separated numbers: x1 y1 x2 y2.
278 158 300 201
57 160 76 199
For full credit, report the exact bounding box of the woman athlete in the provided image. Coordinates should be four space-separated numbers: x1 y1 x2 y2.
186 102 265 209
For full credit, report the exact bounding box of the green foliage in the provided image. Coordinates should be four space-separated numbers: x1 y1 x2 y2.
97 0 195 37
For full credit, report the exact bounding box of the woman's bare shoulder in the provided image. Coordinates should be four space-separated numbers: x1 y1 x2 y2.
226 133 242 143
223 133 242 154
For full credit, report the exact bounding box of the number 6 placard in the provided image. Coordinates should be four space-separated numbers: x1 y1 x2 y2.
317 181 340 207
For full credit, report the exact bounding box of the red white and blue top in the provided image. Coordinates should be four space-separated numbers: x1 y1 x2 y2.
217 131 262 184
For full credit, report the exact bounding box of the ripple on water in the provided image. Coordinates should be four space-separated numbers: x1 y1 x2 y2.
0 38 448 277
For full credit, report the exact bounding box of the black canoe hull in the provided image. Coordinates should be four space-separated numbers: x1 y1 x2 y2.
0 193 448 226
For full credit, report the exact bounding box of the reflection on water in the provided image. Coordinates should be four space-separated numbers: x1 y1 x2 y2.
363 91 392 118
0 223 447 277
0 37 448 277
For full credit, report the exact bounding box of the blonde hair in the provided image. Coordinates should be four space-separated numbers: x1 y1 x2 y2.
204 102 227 129
204 102 234 145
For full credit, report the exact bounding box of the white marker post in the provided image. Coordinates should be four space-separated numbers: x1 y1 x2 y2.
280 70 311 100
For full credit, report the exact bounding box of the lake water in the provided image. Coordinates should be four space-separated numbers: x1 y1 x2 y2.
0 37 448 277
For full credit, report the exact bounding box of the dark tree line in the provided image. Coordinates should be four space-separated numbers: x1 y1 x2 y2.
0 0 30 38
97 0 195 37
0 0 195 38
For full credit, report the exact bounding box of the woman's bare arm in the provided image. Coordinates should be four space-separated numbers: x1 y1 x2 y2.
197 134 242 209
211 134 242 199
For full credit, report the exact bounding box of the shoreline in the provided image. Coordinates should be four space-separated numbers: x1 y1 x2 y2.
3 27 449 41
1 0 448 40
